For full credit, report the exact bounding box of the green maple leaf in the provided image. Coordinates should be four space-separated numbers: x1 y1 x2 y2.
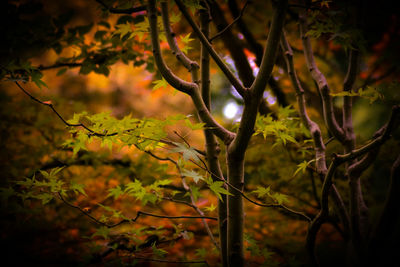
133 17 150 41
252 186 270 198
70 182 87 196
180 33 194 44
293 160 308 177
114 22 133 39
272 192 289 205
204 203 216 212
125 179 143 193
209 181 232 201
170 142 202 162
185 119 205 130
107 185 124 199
35 193 54 205
15 177 35 187
152 179 172 188
152 78 168 91
141 193 158 205
293 158 316 177
277 131 297 145
182 169 204 183
180 33 194 53
170 12 181 24
277 105 296 119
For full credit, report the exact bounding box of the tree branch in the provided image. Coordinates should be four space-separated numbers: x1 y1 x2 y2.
149 0 234 144
14 82 96 133
280 31 327 176
299 11 346 143
227 0 288 107
305 105 400 265
280 31 349 233
342 49 360 150
306 158 339 266
58 192 217 229
160 2 199 73
147 0 197 95
336 105 400 163
250 0 287 98
347 123 389 178
174 0 248 100
229 0 288 158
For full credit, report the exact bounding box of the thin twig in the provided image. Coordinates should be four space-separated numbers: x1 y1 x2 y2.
209 0 249 43
162 197 197 209
58 192 110 227
15 82 93 131
174 131 191 147
58 192 217 229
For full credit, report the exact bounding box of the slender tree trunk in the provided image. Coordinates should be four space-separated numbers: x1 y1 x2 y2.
348 176 367 265
226 152 245 266
199 8 228 267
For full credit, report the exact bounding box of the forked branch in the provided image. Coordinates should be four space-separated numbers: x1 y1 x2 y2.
174 0 248 99
306 105 400 265
299 11 346 143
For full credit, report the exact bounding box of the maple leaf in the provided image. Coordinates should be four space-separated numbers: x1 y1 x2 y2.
152 78 168 91
253 186 270 198
185 119 205 130
272 192 289 205
204 203 216 212
180 33 194 44
70 182 87 196
179 33 194 53
114 22 133 39
170 142 202 162
170 12 181 24
107 185 124 199
182 169 204 183
209 181 232 201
